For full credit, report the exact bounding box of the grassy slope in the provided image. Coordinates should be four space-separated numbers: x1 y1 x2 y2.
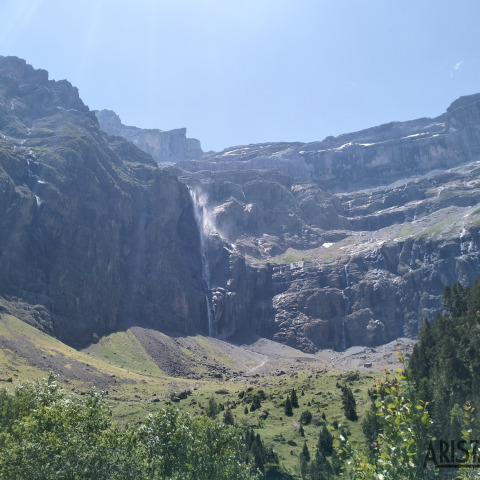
0 313 379 478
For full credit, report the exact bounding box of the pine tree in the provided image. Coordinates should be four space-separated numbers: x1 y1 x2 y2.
317 425 333 457
291 388 299 408
206 396 218 418
250 394 261 412
452 281 467 317
299 441 310 479
223 408 234 426
251 433 265 474
301 440 311 462
341 385 357 421
443 284 453 315
361 410 379 445
467 276 480 316
310 449 333 480
284 396 293 416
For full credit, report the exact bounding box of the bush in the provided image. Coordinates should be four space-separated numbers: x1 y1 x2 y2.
299 409 312 425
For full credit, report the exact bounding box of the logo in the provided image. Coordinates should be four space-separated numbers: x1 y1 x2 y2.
424 440 480 469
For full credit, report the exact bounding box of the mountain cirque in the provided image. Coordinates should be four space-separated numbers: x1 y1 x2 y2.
173 93 480 352
1 55 480 353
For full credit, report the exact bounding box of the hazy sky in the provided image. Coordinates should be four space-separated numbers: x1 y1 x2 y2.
2 1 479 151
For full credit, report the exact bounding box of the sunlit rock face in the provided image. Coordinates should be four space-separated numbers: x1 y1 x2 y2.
95 109 203 163
173 93 480 351
2 54 480 353
0 56 207 346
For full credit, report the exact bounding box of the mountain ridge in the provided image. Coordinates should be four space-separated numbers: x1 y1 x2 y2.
2 55 480 354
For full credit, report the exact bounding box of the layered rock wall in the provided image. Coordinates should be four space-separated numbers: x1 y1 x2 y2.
0 56 207 346
95 109 203 163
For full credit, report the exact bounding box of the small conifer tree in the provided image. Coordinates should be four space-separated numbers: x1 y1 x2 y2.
341 385 357 421
284 396 293 416
223 408 234 426
291 388 299 408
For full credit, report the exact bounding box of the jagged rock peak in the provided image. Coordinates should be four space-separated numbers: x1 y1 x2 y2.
0 55 88 116
95 109 203 163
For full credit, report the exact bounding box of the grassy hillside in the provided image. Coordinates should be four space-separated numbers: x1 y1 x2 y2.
0 313 393 478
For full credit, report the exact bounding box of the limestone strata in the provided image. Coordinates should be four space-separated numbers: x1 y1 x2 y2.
95 109 202 163
177 94 480 351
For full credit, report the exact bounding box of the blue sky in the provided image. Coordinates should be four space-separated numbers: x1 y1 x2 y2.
1 0 479 152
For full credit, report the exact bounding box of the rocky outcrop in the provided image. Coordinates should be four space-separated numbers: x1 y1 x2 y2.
95 109 203 163
193 166 480 351
0 56 208 346
175 94 480 351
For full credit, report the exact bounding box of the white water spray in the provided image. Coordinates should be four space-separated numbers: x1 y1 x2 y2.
460 225 467 256
341 291 350 351
340 263 351 351
189 188 216 337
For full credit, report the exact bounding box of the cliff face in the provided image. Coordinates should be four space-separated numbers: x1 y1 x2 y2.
178 94 480 190
95 109 203 163
0 56 207 346
179 163 480 352
3 55 480 354
174 94 480 351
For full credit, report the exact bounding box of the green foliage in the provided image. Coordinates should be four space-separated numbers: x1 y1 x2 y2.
0 374 143 479
0 375 258 480
341 384 358 421
299 409 312 425
250 393 262 412
299 441 311 479
140 408 256 479
408 277 480 440
223 407 235 426
317 425 334 457
335 357 436 479
291 388 299 408
284 396 293 417
361 409 379 446
309 449 334 480
301 440 311 462
243 428 287 478
206 395 219 418
443 281 468 317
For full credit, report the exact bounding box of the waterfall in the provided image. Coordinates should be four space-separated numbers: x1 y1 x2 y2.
341 292 350 351
189 188 216 337
341 263 350 351
460 225 467 256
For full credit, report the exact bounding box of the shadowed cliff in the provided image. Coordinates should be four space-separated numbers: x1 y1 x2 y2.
0 56 208 346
